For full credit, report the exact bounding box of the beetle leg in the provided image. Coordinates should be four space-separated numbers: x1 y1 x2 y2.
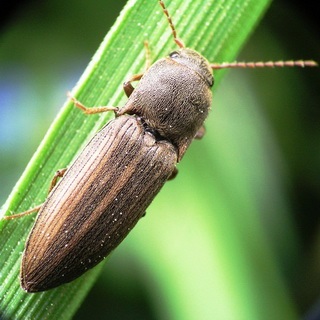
123 73 144 97
3 168 68 221
67 92 119 115
48 168 67 193
143 41 152 70
3 204 43 220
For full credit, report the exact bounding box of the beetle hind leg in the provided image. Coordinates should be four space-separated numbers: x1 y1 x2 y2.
3 168 68 221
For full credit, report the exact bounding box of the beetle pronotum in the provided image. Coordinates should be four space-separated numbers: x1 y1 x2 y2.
3 0 317 292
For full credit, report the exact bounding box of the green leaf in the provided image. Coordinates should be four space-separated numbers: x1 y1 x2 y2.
0 0 272 318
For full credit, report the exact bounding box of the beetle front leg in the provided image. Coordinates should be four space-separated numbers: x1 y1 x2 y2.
123 41 152 98
123 73 144 97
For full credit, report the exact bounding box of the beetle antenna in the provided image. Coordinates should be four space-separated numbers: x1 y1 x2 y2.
159 0 185 48
211 60 318 69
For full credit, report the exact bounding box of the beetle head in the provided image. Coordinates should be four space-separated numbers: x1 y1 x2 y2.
169 48 214 87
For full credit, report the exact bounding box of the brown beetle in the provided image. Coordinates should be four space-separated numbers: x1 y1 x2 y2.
19 2 215 293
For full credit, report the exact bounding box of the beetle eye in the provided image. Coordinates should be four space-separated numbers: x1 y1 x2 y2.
169 51 179 58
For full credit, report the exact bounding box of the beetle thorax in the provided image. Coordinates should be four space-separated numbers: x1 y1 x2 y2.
121 48 213 160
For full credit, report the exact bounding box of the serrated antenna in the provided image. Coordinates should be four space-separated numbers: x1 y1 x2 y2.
159 0 185 48
211 60 318 69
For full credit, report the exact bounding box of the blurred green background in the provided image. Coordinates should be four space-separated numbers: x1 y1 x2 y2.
0 0 319 319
